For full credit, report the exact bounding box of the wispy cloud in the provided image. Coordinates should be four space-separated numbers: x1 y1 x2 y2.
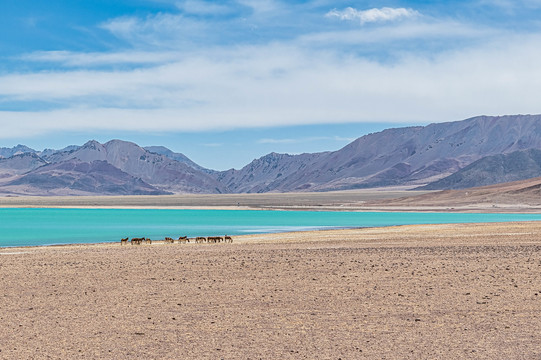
325 7 420 25
3 32 541 138
2 1 541 141
21 50 182 67
100 13 208 48
300 20 497 47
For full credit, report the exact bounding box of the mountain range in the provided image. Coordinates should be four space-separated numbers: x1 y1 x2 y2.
2 114 541 196
419 148 541 190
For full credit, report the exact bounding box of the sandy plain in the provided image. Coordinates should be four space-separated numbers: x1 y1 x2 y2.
2 221 541 359
0 188 430 211
3 181 541 212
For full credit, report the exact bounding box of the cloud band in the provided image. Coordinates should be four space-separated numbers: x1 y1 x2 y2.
326 7 419 25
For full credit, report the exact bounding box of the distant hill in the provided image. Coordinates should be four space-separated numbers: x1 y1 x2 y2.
0 140 227 195
3 114 541 195
144 146 212 174
420 149 541 190
0 145 35 158
215 152 327 193
42 140 228 194
0 153 47 177
215 114 541 192
3 159 168 196
39 145 80 158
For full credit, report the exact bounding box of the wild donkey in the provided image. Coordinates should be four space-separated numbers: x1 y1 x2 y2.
131 237 144 245
178 236 189 244
164 237 175 244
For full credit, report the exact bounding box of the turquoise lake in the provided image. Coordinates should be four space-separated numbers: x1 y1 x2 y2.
2 208 541 247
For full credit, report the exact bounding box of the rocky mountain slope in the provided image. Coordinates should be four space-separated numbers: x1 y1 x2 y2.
0 140 227 195
0 153 47 177
144 146 212 174
3 114 541 195
216 115 541 192
0 145 35 159
39 145 80 158
2 159 167 196
420 149 541 190
215 152 327 193
42 140 227 194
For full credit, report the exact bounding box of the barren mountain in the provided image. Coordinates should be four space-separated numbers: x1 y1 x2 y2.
2 159 167 196
0 145 35 158
215 152 327 193
39 145 80 158
216 115 541 192
421 149 541 190
3 114 541 196
46 140 227 194
0 153 47 177
144 146 212 174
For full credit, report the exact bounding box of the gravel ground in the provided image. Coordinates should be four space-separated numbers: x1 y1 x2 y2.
1 222 541 359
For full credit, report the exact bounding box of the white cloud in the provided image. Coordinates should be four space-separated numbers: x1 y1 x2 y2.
21 50 182 66
2 33 541 139
325 7 419 25
300 20 497 46
2 4 541 140
100 13 207 48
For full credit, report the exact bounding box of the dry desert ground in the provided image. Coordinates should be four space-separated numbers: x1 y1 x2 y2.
3 182 541 212
1 222 541 359
0 189 431 211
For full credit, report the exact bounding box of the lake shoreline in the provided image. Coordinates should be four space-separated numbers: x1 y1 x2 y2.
1 188 541 213
3 205 541 214
2 220 541 251
3 207 541 248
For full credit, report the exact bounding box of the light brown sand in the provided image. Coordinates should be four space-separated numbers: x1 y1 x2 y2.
2 186 541 212
1 222 541 359
0 189 431 211
363 177 541 213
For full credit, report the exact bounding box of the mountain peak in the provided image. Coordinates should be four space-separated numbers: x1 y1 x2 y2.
81 140 103 150
0 144 36 158
144 145 210 173
104 139 139 147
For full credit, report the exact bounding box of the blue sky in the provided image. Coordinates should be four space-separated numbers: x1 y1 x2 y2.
2 1 541 170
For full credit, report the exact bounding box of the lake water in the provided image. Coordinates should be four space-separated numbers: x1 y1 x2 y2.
1 208 541 247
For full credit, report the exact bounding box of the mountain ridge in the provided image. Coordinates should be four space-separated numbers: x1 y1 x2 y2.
3 114 541 195
0 140 227 195
3 159 168 196
0 145 36 159
419 148 541 190
215 114 541 192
